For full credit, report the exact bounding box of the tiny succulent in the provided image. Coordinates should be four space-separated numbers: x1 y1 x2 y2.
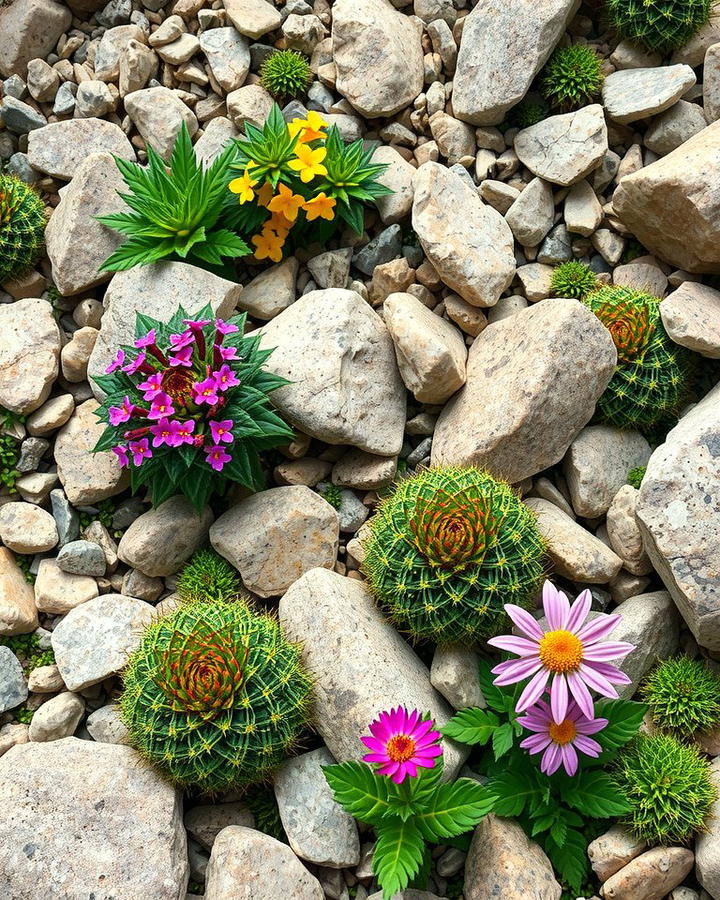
626 465 646 488
0 175 46 285
540 45 604 110
550 260 598 299
0 632 54 671
584 285 694 429
616 733 717 844
361 466 546 645
605 0 714 54
121 598 313 793
260 50 312 101
642 656 720 736
176 548 243 604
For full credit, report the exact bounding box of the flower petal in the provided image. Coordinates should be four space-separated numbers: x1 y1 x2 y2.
566 589 592 634
577 613 621 644
574 716 608 735
520 733 552 752
487 635 541 657
550 673 569 724
573 735 602 757
561 743 578 776
567 670 595 719
542 743 562 775
543 581 569 630
516 668 551 712
578 663 619 699
504 604 544 641
581 642 635 662
492 656 543 686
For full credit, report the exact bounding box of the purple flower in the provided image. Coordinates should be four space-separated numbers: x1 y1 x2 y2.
108 396 134 427
205 444 232 472
123 351 146 376
112 445 129 468
169 329 195 349
488 581 634 723
175 419 196 445
217 345 239 362
183 317 211 329
148 392 175 420
209 419 234 444
134 329 157 349
193 376 221 406
137 372 165 402
168 344 194 368
105 349 125 374
128 438 152 466
213 364 240 392
215 319 239 336
361 707 443 784
150 418 184 448
518 699 608 777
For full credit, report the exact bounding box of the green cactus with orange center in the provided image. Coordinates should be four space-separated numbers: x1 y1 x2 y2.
0 175 46 285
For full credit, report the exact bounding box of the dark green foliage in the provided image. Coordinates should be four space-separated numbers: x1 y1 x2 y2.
176 548 243 604
550 261 598 299
121 599 312 794
616 733 717 843
642 656 720 736
0 175 46 285
0 431 20 493
243 784 287 842
0 632 55 671
507 97 549 129
14 705 34 724
362 467 546 645
98 124 250 273
626 465 646 488
584 286 695 429
260 50 312 101
79 498 116 533
320 482 342 510
605 0 714 53
540 45 604 110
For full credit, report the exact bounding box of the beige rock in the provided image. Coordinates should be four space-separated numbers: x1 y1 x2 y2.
644 100 707 156
332 0 424 119
0 723 29 758
444 293 488 336
26 59 59 102
588 826 647 883
27 119 135 181
606 485 652 576
331 450 397 491
28 691 84 742
613 260 668 297
525 498 623 583
237 258 297 320
185 802 254 851
26 395 75 436
0 299 60 416
516 262 554 302
194 117 240 168
125 87 198 161
0 0 72 78
430 645 486 710
412 162 516 307
223 0 282 39
373 145 416 225
704 41 720 122
0 503 58 554
210 486 339 597
431 299 616 482
609 591 679 696
383 292 467 403
27 664 64 694
274 458 332 487
60 328 98 383
94 24 147 82
429 111 475 165
601 847 694 900
226 83 274 129
505 177 555 247
118 39 158 97
199 27 250 93
602 65 696 124
155 33 200 65
34 558 99 614
0 549 38 636
696 757 720 898
661 281 720 357
564 179 603 236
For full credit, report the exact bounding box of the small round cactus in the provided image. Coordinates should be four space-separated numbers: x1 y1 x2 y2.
584 285 694 429
176 548 243 604
121 599 313 793
362 467 546 646
260 50 312 101
642 656 720 736
605 0 714 54
0 175 46 285
540 45 604 110
550 260 598 299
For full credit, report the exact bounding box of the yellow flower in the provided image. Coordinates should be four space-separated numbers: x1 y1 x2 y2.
289 111 328 143
252 229 284 263
268 211 292 236
302 192 336 222
267 183 306 222
288 143 328 183
256 181 274 208
228 171 257 204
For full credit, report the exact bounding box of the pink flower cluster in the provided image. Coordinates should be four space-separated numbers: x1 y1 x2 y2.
105 317 241 474
361 707 442 784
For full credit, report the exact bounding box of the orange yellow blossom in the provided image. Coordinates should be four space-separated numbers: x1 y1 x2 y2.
288 111 328 143
252 229 284 263
303 192 336 222
267 183 306 222
228 171 257 204
289 143 327 183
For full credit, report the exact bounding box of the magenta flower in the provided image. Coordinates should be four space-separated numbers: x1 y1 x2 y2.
108 396 134 427
215 319 239 336
183 317 211 329
148 392 175 420
213 364 240 391
205 444 232 472
193 376 221 406
128 438 152 466
488 581 634 723
105 349 125 374
123 351 146 376
150 418 184 448
138 372 164 401
518 699 608 777
209 419 234 444
175 419 196 444
111 445 129 468
360 707 443 784
217 345 239 362
169 329 195 349
134 329 157 349
168 344 194 368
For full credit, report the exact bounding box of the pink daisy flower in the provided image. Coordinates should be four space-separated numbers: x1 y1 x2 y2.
518 699 608 777
360 707 443 784
488 581 634 724
205 444 232 472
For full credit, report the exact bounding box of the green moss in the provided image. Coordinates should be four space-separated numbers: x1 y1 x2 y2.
550 261 598 299
606 0 714 54
260 50 312 101
176 548 243 604
79 498 115 533
320 482 342 510
627 465 646 488
0 431 20 493
0 632 54 671
507 97 549 130
616 733 717 844
0 175 46 285
14 705 34 724
540 45 604 110
643 656 720 736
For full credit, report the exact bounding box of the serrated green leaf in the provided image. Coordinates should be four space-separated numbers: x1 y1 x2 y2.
414 779 494 841
492 722 515 760
561 769 631 818
488 768 543 817
543 826 589 894
478 659 507 713
441 707 499 746
594 699 647 759
549 818 567 847
322 762 396 825
373 818 425 900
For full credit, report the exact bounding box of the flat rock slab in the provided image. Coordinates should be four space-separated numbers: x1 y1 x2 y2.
602 64 696 124
431 298 617 483
601 847 693 899
636 382 720 650
453 0 579 125
661 281 720 357
0 738 187 900
0 299 60 416
27 118 135 181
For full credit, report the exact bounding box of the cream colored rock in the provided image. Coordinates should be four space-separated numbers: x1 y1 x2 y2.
564 179 603 236
226 83 274 129
602 65 696 124
0 299 60 416
60 328 98 383
0 0 72 78
94 24 147 81
25 395 74 436
27 118 135 181
606 485 652 576
588 826 647 883
0 549 38 636
28 691 84 742
27 664 64 694
331 450 397 491
34 558 99 615
696 757 720 898
373 145 416 225
124 87 198 161
237 258 297 320
223 0 282 39
199 27 250 93
0 503 58 554
601 847 694 900
661 281 720 357
609 591 679 696
505 176 554 247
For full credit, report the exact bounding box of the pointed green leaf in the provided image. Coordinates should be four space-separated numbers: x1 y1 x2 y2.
441 707 499 746
322 762 396 826
414 778 494 841
373 818 425 900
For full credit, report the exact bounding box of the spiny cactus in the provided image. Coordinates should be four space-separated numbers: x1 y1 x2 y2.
362 467 546 646
176 548 243 604
642 656 720 736
584 286 694 429
260 50 312 101
540 45 604 110
550 260 598 299
121 599 313 793
0 175 46 285
605 0 714 54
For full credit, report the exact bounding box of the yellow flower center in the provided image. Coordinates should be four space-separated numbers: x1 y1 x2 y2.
548 719 577 745
386 734 417 763
538 629 583 673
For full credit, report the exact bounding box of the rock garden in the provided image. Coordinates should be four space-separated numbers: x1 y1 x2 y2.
2 0 720 898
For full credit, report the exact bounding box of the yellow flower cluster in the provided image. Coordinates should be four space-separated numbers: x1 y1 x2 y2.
228 111 337 264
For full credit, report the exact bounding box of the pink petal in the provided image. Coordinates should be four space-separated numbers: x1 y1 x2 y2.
516 668 551 712
410 718 435 741
520 733 552 752
492 656 543 686
403 761 418 779
582 642 635 662
376 760 401 777
591 661 632 685
574 716 608 735
573 735 602 757
550 674 569 724
543 581 569 630
578 663 619 699
414 756 438 769
567 671 595 719
360 736 386 753
505 604 544 641
566 590 592 633
363 752 390 763
415 744 443 759
487 635 541 656
561 743 578 776
542 743 562 775
577 614 620 644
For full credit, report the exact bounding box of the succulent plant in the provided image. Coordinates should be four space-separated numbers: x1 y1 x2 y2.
121 599 313 793
0 175 46 285
176 548 243 604
506 97 549 130
362 467 546 646
584 285 694 429
626 465 646 488
642 656 720 736
550 260 598 299
605 0 714 54
540 45 604 110
260 50 312 101
319 482 342 510
616 733 717 844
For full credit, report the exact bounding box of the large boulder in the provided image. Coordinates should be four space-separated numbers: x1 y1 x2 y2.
0 299 61 416
609 591 680 696
27 118 135 181
614 120 720 272
660 281 720 357
0 0 72 78
431 299 617 483
636 383 720 649
696 757 720 898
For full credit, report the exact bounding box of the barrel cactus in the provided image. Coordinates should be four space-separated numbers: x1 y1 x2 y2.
584 285 694 429
0 175 46 285
361 467 546 646
550 260 598 299
605 0 714 54
121 599 313 793
260 50 312 101
540 45 604 110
